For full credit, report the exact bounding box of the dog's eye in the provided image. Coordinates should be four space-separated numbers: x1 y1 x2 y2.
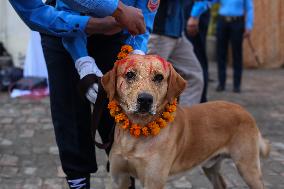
153 74 164 83
125 71 136 81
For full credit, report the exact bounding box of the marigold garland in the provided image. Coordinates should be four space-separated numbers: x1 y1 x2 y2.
107 99 177 138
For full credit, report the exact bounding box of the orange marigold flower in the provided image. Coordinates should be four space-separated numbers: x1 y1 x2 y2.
162 112 171 119
167 114 174 122
151 126 160 136
120 120 130 130
130 124 141 137
115 113 127 123
142 127 150 136
166 104 177 113
110 110 117 117
162 112 175 122
133 129 141 137
148 122 159 129
170 99 178 106
108 101 117 109
117 52 128 60
121 45 133 53
157 118 167 128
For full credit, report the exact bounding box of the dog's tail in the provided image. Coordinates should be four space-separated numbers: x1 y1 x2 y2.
259 134 271 159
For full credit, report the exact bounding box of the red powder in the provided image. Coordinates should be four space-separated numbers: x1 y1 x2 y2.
149 62 153 74
117 59 136 77
119 81 124 89
154 55 169 72
123 59 136 75
116 58 128 65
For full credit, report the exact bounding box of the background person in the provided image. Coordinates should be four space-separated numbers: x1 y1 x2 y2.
189 0 254 93
185 0 211 103
148 0 204 107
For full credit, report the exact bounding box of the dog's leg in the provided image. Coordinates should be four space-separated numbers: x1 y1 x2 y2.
233 156 265 189
110 154 131 189
230 134 265 189
137 162 169 189
111 174 131 189
142 177 166 189
202 159 226 189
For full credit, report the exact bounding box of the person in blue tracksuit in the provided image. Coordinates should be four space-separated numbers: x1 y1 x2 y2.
189 0 254 93
9 0 158 188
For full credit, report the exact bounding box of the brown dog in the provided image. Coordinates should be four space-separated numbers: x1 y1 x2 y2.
101 55 270 189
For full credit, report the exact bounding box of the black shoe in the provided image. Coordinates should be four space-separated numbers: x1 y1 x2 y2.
67 176 90 189
216 85 225 92
129 176 136 189
233 87 241 93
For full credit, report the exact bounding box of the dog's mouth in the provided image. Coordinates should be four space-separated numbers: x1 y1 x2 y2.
135 93 156 115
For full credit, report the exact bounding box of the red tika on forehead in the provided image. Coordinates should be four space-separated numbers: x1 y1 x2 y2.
116 58 136 77
154 55 169 72
123 59 136 74
115 58 129 65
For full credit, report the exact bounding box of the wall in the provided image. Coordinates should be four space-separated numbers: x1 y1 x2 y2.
243 0 284 68
0 1 30 67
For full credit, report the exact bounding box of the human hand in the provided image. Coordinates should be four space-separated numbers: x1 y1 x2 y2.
85 17 122 35
243 29 252 38
86 83 98 104
112 2 146 35
75 56 103 79
187 17 199 36
75 56 103 104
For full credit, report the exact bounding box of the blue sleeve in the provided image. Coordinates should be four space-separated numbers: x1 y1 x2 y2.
125 0 157 53
61 0 119 18
245 0 254 30
9 0 90 37
191 0 217 18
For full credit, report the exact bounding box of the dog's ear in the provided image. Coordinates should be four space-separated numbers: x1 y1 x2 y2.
166 63 187 102
101 63 118 101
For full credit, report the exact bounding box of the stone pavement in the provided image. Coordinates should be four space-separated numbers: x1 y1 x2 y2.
1 66 284 189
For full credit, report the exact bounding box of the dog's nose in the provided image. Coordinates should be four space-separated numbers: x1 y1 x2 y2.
137 93 153 113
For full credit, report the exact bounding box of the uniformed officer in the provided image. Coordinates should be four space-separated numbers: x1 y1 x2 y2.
188 0 254 93
185 0 211 103
9 0 158 188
